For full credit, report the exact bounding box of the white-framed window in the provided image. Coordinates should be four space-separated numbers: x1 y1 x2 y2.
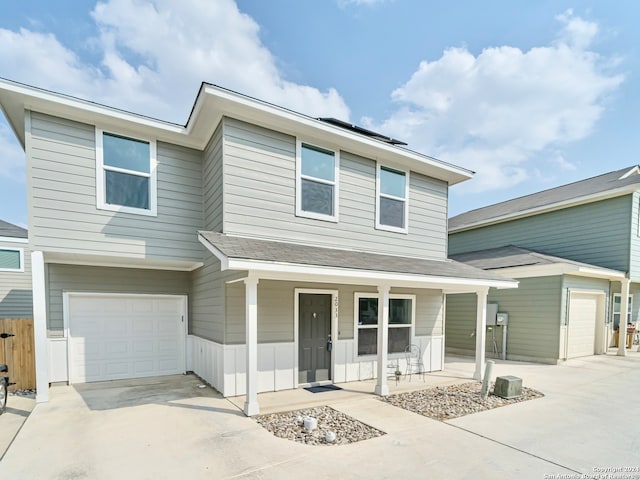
0 247 24 272
354 292 415 358
295 140 339 222
612 294 633 330
96 129 157 216
376 164 409 233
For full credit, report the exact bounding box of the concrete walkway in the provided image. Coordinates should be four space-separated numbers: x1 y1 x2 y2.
0 353 638 479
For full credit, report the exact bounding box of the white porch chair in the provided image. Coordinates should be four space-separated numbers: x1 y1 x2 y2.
404 344 425 382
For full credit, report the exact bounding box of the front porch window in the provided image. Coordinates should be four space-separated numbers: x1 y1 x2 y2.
354 293 415 357
612 294 633 330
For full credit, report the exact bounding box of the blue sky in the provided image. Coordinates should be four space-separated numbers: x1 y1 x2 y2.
0 0 637 228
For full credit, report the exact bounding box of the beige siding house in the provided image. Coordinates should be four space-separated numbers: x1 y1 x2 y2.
0 79 516 415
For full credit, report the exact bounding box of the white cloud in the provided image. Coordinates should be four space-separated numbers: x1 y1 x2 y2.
368 11 624 193
0 0 349 123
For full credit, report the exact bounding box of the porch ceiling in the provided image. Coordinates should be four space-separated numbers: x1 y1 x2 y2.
198 232 517 292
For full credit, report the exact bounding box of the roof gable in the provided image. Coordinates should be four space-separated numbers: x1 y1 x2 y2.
0 219 27 239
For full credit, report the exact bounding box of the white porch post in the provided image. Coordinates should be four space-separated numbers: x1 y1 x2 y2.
244 276 259 416
618 278 630 356
473 288 489 380
375 284 390 396
31 251 49 403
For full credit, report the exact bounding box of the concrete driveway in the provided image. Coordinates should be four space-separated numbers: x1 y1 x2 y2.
0 353 639 479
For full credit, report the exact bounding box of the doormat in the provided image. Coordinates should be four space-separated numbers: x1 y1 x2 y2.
304 385 343 394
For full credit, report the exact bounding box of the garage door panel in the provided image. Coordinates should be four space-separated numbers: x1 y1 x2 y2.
68 294 185 383
567 293 599 359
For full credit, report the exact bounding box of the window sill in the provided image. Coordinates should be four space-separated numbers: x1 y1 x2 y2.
295 210 338 223
97 203 157 217
375 223 408 234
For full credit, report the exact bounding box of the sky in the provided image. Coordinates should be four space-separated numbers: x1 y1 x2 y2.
0 0 637 228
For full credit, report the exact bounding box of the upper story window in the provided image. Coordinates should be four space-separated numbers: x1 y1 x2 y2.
296 141 339 222
96 130 157 216
0 248 24 272
376 165 408 233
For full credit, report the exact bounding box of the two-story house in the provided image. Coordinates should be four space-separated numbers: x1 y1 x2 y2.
0 78 515 415
446 167 638 363
0 219 31 319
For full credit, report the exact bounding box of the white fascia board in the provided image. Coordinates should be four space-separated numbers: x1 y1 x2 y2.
0 236 28 244
450 184 639 233
485 263 626 281
197 234 229 270
43 251 202 271
0 78 188 148
225 258 518 290
1 78 474 184
191 84 474 185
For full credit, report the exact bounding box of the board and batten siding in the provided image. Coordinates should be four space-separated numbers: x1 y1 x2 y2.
27 112 204 263
449 196 633 273
221 117 448 260
446 277 563 361
0 240 32 317
46 264 190 335
224 280 443 345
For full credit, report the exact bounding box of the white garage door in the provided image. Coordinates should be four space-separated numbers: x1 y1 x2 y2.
68 294 186 383
567 293 599 358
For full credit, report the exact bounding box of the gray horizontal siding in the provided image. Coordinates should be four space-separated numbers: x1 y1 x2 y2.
630 192 640 281
203 124 223 232
449 195 632 273
28 112 204 263
224 281 443 345
222 118 448 260
46 264 190 335
0 240 32 318
446 277 563 360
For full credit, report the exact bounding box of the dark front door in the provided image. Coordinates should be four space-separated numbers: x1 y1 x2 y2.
298 293 331 384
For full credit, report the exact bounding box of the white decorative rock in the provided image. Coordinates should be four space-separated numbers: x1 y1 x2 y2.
303 416 317 431
296 415 304 425
325 431 336 443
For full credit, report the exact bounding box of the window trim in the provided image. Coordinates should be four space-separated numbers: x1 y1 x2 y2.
612 293 633 326
0 247 24 273
295 140 339 222
353 292 416 360
96 128 158 217
375 164 409 234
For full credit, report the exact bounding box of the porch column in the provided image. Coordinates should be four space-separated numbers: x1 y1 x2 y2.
31 251 49 403
618 277 630 357
244 276 259 416
473 288 489 380
375 284 390 396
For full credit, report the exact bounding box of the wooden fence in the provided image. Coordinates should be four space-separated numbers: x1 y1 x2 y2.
0 318 35 391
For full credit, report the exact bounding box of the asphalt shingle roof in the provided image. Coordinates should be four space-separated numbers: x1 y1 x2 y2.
449 165 640 231
199 231 512 283
0 219 27 239
450 245 619 272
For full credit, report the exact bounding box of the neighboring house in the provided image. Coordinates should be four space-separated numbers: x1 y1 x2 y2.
0 78 515 415
0 219 32 319
447 166 640 363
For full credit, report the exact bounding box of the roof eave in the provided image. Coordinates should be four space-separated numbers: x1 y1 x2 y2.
0 78 473 184
450 184 639 233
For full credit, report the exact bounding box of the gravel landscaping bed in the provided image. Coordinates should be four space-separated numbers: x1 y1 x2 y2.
255 406 385 446
382 381 544 421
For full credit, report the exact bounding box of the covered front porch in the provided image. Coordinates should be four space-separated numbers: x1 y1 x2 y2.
199 232 518 416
